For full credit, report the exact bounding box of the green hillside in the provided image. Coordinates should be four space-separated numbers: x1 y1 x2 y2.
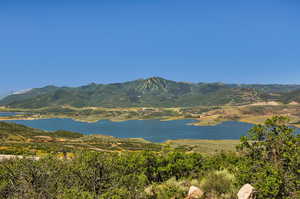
0 121 163 155
1 77 300 108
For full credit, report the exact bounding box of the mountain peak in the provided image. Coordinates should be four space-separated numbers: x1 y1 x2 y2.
137 77 170 92
145 76 167 81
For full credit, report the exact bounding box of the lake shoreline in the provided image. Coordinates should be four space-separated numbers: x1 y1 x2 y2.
2 117 254 142
2 104 300 128
0 112 254 127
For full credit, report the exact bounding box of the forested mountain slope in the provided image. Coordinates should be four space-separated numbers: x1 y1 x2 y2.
1 77 300 108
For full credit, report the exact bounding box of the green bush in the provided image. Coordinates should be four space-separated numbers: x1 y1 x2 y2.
237 116 300 199
200 170 236 198
0 151 234 199
146 177 188 199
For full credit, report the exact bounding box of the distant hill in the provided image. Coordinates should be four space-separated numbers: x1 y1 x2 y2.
0 91 14 100
1 77 300 108
279 89 300 104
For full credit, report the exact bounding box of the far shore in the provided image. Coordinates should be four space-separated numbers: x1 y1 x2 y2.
1 114 300 129
1 104 300 128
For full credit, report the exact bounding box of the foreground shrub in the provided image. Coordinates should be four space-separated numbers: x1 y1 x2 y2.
0 151 210 199
58 187 94 199
200 169 237 199
237 116 300 199
146 177 189 199
0 156 66 199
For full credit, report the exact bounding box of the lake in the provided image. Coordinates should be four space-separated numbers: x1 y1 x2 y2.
0 112 21 116
5 118 255 142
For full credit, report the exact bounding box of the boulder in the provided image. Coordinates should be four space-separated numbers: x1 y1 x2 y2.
237 184 255 199
186 186 204 199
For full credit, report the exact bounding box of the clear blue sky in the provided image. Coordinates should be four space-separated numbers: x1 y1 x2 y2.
1 0 300 94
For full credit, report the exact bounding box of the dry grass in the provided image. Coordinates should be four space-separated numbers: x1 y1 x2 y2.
165 139 240 154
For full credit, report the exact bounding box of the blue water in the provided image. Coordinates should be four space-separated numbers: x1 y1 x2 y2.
0 112 20 116
5 118 255 142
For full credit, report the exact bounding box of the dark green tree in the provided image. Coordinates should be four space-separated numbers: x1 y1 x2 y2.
237 116 300 199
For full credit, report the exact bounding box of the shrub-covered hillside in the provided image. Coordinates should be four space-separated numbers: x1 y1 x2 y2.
0 121 162 156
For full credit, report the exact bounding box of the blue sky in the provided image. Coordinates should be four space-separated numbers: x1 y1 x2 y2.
1 0 300 94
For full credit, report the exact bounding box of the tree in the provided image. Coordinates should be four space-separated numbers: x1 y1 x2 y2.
237 116 300 199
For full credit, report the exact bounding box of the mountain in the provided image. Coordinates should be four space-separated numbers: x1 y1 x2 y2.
0 91 14 100
1 77 300 108
0 94 7 100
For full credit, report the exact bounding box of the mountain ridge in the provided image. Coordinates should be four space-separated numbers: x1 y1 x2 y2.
1 77 300 108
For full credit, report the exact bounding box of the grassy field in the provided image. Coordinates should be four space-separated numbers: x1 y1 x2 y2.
165 139 240 154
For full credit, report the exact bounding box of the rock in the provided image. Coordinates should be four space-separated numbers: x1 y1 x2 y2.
0 154 40 162
186 186 204 199
237 184 255 199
